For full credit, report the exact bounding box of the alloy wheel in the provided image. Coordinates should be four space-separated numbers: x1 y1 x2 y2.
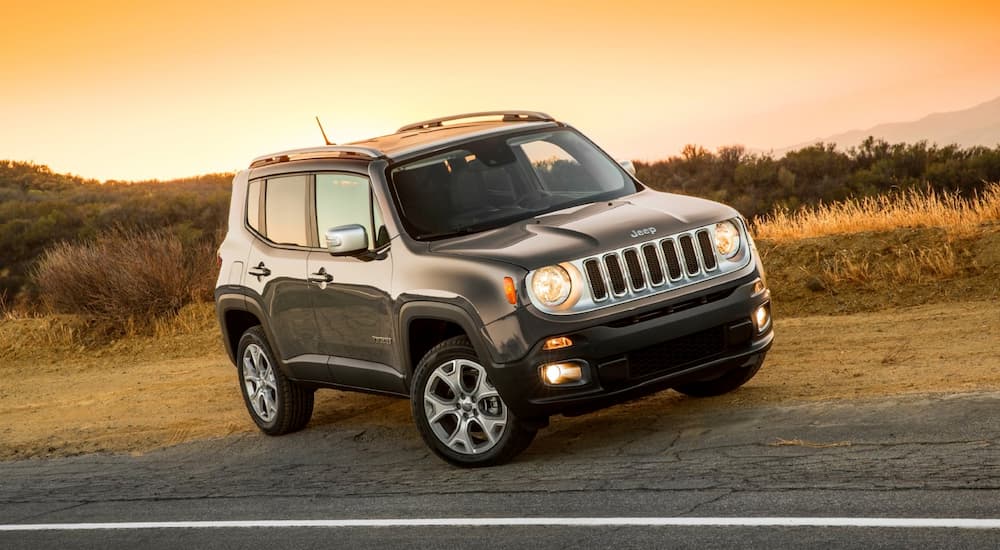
423 359 508 455
242 343 278 422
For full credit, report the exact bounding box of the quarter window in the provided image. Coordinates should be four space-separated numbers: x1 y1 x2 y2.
246 179 262 232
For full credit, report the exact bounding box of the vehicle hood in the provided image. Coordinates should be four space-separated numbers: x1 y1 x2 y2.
427 189 740 270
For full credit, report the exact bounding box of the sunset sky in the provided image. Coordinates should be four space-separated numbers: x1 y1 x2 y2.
3 0 999 181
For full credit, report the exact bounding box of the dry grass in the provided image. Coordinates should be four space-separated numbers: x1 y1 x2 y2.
753 183 1000 241
0 315 84 360
0 302 219 361
32 228 216 328
818 242 968 289
151 301 218 338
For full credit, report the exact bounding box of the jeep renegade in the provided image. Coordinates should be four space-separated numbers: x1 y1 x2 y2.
215 111 773 467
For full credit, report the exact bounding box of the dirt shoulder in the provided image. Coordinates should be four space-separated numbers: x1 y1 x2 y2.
1 299 997 461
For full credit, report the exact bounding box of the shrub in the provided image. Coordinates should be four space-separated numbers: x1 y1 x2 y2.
33 228 216 323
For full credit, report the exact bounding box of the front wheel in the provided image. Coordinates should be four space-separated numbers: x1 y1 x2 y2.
411 336 536 467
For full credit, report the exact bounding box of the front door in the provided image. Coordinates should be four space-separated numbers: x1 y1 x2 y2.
307 172 400 392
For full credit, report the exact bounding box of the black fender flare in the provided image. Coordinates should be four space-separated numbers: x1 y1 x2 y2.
397 300 497 382
214 287 295 378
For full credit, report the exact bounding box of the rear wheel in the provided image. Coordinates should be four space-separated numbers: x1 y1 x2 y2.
674 353 766 397
411 336 536 467
237 326 314 435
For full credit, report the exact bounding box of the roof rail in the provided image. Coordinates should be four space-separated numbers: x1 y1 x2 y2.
249 146 384 169
397 111 555 133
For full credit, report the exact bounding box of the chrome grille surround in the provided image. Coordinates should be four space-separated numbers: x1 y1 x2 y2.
526 220 753 315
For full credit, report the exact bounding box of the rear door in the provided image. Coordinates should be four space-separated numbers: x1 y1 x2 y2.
242 174 327 381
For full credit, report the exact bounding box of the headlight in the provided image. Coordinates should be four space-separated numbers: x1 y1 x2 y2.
714 220 741 258
531 265 572 306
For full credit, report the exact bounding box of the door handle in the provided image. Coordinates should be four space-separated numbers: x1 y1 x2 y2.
308 267 333 284
248 262 271 280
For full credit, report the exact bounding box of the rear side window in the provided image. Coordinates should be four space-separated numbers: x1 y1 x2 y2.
263 175 309 246
246 179 262 233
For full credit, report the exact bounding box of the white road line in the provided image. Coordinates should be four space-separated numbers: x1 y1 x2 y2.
2 518 1000 531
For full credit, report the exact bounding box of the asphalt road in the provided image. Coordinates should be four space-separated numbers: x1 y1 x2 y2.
2 391 998 549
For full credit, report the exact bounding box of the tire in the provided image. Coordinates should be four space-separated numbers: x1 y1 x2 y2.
411 336 536 467
674 353 766 398
237 326 314 435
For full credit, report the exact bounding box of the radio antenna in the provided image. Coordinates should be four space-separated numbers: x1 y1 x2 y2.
315 116 334 145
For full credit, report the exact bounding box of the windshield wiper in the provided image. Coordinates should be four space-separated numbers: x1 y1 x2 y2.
417 227 475 241
418 219 513 241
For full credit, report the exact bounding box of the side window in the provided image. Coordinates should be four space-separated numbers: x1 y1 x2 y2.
315 173 388 249
264 175 309 246
246 179 262 232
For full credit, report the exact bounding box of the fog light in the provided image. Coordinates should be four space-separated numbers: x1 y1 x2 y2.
754 303 771 333
541 362 583 385
542 336 573 350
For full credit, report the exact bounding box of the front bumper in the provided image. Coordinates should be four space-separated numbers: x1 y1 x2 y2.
487 273 773 419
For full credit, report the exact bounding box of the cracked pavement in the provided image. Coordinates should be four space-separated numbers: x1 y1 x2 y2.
1 391 998 548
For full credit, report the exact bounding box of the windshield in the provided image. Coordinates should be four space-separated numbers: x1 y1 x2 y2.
389 129 638 240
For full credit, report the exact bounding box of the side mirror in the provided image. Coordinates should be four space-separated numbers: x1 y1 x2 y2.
619 159 636 176
325 224 369 256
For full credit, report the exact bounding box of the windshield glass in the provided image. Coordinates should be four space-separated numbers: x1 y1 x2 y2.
389 129 638 240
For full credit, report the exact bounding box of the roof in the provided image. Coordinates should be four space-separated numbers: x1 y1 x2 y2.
248 111 561 169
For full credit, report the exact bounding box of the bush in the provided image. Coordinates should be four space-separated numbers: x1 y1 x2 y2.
0 161 231 301
33 228 216 323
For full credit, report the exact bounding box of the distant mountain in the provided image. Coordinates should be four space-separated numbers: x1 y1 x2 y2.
777 95 1000 153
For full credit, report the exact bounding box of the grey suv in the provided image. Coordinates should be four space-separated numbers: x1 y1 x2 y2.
215 111 773 467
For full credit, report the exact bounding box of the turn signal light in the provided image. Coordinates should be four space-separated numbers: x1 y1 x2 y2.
542 336 573 350
503 277 517 305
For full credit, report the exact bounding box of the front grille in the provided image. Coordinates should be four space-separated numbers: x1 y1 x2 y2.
622 249 645 290
605 254 627 295
642 244 664 285
679 235 699 275
697 231 718 270
584 259 607 301
661 239 682 280
586 229 719 303
626 326 726 379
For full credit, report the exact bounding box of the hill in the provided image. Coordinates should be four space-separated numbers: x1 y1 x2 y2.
778 95 1000 152
4 144 1000 308
0 161 233 304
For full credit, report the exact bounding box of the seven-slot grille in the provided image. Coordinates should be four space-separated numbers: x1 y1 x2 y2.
583 228 719 303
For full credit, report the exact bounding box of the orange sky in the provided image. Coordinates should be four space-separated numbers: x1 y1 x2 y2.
3 0 999 180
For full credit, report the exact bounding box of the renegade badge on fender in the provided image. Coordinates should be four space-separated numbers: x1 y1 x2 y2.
214 111 773 467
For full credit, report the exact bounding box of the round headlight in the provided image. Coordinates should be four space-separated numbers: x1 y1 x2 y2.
714 221 741 258
531 265 572 307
